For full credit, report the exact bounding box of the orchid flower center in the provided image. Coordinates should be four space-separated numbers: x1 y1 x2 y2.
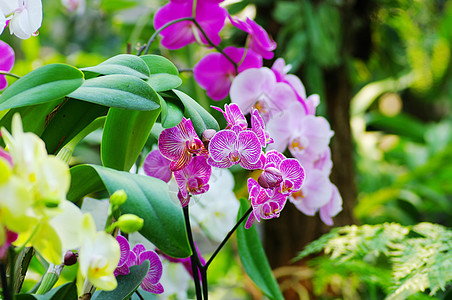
290 136 308 152
228 150 240 163
186 139 204 155
280 179 294 193
187 177 204 194
291 189 305 199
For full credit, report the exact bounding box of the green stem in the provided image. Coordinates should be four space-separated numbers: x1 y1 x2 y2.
0 71 20 79
204 207 253 269
183 205 203 300
141 17 195 56
35 264 63 294
1 260 11 300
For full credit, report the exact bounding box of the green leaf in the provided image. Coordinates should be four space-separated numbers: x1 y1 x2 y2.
0 64 84 110
172 89 219 137
140 55 179 75
140 55 182 92
0 99 63 138
68 164 191 258
92 260 150 300
68 75 160 111
41 100 108 154
15 281 78 300
236 198 284 300
101 106 161 171
81 54 150 79
160 96 183 128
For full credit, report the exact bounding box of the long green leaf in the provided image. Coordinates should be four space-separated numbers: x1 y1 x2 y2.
68 75 160 111
0 64 84 110
236 198 284 300
92 261 150 300
101 106 161 171
140 55 182 92
82 54 150 79
14 282 78 300
68 165 191 258
160 96 183 128
172 89 219 137
41 100 108 154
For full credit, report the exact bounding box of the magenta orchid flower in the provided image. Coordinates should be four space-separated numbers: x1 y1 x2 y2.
158 118 208 171
173 156 212 207
229 16 276 59
115 236 164 294
0 41 15 90
258 150 305 195
245 178 287 229
207 129 264 170
143 149 172 183
212 103 248 131
230 67 299 122
250 108 273 147
194 46 262 100
153 0 227 50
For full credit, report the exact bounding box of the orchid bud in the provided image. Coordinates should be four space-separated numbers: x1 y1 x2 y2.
110 190 127 207
64 251 78 266
202 129 217 142
258 167 283 189
117 214 144 233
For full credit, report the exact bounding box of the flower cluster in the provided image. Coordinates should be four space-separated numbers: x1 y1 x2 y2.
0 114 121 292
153 0 342 224
0 0 43 39
115 235 164 294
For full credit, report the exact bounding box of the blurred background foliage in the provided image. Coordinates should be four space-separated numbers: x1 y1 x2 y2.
2 0 452 299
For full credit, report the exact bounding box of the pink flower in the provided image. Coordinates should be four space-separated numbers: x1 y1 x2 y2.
207 129 264 170
153 0 227 50
245 178 287 229
0 227 18 259
143 149 172 183
230 67 299 122
289 169 333 216
258 150 305 196
250 108 273 147
212 103 248 131
194 46 262 100
319 184 342 226
229 16 276 59
174 156 212 207
0 41 15 90
115 236 164 294
158 118 208 171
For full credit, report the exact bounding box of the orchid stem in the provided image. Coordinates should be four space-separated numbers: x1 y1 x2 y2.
204 206 253 269
183 205 203 300
141 17 195 56
0 71 20 79
0 260 11 300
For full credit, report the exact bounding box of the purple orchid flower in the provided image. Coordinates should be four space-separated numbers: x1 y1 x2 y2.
158 243 206 280
0 41 15 90
158 118 208 171
153 0 227 50
143 149 172 183
258 150 305 195
173 156 212 207
212 103 248 132
245 178 287 229
194 46 262 100
0 227 18 259
115 236 164 294
207 129 264 170
228 16 276 60
250 108 273 147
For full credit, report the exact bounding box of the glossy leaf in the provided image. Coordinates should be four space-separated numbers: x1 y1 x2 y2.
41 100 108 154
81 54 150 79
15 282 77 300
68 164 191 258
160 96 183 128
67 75 160 111
92 261 150 300
101 106 161 171
140 55 179 75
172 89 219 137
236 198 284 300
0 64 84 110
147 73 182 92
